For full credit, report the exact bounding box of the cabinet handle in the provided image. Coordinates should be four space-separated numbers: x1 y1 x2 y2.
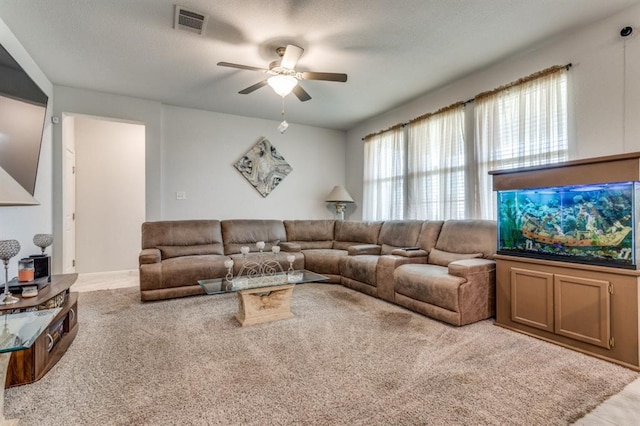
69 308 75 323
46 333 54 352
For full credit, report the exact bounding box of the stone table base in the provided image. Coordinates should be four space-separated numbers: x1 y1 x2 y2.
236 284 295 326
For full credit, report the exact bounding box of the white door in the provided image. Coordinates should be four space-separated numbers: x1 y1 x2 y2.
63 145 76 273
74 117 145 273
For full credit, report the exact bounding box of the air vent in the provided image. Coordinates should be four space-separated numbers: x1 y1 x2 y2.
174 5 208 35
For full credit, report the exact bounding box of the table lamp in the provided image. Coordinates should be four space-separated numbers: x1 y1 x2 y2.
31 233 53 281
33 234 53 254
325 186 354 220
0 240 21 305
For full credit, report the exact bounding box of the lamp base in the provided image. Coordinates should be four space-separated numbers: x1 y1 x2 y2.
334 202 346 220
0 293 18 305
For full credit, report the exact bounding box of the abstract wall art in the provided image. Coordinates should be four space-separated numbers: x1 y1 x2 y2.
234 137 293 197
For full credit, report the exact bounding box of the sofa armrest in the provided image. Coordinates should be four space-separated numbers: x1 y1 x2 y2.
390 248 428 258
448 258 497 325
348 244 382 256
448 258 496 279
279 242 301 252
139 248 161 265
376 254 428 302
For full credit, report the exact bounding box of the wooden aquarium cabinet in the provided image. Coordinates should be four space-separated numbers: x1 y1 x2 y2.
490 153 640 370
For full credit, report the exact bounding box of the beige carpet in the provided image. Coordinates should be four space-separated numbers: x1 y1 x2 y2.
5 284 638 425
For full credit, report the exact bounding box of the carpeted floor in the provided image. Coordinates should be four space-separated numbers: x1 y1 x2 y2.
5 284 638 425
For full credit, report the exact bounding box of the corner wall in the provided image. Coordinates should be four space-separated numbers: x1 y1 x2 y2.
161 105 345 220
345 4 640 219
0 18 53 280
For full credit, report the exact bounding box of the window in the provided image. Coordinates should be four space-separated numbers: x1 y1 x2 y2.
407 104 466 220
475 68 568 219
362 66 569 221
362 126 406 220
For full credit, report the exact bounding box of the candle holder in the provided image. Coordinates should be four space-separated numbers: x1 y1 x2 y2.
237 242 283 277
0 240 21 305
224 259 234 282
287 255 295 272
32 234 53 254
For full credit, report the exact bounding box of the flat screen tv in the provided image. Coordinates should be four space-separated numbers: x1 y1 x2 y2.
0 42 48 204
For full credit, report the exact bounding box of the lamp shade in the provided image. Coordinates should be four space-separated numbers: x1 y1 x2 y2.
267 75 298 97
325 186 354 203
0 240 20 262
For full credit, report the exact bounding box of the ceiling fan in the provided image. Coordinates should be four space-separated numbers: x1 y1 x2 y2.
217 44 348 102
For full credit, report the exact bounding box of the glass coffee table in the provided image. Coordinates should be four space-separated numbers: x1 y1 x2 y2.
198 270 328 326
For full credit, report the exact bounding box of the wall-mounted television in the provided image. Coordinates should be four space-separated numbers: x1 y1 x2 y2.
0 42 48 205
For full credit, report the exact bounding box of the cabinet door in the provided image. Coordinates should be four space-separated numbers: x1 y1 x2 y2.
554 274 611 349
511 268 554 331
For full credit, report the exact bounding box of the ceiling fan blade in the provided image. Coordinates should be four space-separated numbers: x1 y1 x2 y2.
281 45 304 69
300 71 348 82
217 62 268 72
239 80 267 94
293 85 311 102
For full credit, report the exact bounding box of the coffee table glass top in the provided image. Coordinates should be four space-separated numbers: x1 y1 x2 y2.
198 270 329 295
0 308 61 353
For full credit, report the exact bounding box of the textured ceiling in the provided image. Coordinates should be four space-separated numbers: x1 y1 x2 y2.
0 0 638 130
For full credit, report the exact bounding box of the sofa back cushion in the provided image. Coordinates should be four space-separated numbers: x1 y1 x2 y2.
428 248 483 267
284 220 335 249
417 221 445 252
141 220 224 259
222 220 287 254
433 220 497 259
333 221 383 250
377 220 424 254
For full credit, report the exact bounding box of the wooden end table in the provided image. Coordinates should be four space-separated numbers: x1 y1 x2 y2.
0 273 78 388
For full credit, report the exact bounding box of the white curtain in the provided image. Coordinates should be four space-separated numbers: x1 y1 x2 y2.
475 68 568 219
407 105 466 220
362 127 406 220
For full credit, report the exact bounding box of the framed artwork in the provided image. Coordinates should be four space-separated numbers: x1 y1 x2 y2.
234 137 292 197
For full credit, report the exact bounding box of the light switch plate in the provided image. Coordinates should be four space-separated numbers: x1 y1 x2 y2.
176 191 187 200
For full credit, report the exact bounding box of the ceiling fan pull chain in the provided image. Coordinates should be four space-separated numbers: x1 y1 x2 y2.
278 96 289 134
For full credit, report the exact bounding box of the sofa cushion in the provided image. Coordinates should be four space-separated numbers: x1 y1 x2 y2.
434 220 497 259
428 248 483 267
333 221 383 250
394 264 467 312
302 248 348 275
284 220 335 249
222 220 287 254
377 220 424 254
142 220 224 254
340 255 380 287
160 254 229 289
158 244 225 260
417 221 445 252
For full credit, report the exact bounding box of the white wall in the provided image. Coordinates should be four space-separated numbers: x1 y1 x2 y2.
51 88 346 272
162 105 346 220
346 4 640 219
52 86 163 272
74 117 145 272
0 18 53 280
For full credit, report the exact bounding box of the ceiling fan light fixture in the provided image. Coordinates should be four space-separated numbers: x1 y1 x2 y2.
267 75 298 97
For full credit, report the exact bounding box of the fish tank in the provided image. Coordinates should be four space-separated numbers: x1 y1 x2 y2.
497 181 639 269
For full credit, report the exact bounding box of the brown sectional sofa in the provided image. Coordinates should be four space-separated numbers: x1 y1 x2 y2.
139 218 497 326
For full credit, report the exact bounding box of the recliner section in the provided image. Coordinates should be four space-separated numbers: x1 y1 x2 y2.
139 218 497 326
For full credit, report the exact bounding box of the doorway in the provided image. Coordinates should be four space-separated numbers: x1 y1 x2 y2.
62 115 145 273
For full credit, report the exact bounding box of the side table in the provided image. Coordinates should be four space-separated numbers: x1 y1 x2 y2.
0 273 78 388
0 308 61 425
